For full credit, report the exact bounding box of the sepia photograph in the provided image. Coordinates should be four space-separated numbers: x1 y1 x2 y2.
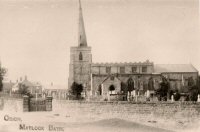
0 0 200 132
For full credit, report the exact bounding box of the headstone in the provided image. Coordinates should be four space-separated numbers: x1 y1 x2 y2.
171 95 174 102
127 92 130 101
101 84 104 96
133 90 136 97
146 90 150 98
81 92 86 98
197 94 200 102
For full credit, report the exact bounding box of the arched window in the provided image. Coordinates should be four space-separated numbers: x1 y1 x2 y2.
98 85 102 95
79 52 83 60
148 77 154 90
127 77 134 92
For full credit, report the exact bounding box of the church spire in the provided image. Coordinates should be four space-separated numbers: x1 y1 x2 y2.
78 0 87 47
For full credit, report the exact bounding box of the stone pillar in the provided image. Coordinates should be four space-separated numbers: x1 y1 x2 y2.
23 95 29 112
46 96 53 111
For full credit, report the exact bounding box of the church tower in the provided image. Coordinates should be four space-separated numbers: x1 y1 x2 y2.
68 0 92 92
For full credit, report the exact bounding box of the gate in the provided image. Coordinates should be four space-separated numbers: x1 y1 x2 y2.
29 98 46 111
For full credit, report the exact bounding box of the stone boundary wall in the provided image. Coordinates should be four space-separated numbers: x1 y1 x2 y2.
0 97 23 112
23 96 52 112
53 100 200 129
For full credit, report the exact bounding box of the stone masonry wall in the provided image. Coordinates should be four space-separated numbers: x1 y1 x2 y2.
53 100 200 130
0 97 23 112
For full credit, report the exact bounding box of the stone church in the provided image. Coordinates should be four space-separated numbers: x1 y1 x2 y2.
68 0 198 100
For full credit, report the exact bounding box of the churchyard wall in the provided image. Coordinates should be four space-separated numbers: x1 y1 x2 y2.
53 100 200 129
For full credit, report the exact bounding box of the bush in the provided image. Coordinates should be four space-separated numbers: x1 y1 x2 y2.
155 77 169 101
69 82 83 99
174 92 181 101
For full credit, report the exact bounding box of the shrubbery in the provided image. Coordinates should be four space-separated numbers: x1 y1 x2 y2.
69 82 83 100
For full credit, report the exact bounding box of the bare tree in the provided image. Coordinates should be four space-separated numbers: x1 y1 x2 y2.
18 84 31 96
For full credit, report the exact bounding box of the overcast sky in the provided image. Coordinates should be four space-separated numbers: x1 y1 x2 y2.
0 0 199 87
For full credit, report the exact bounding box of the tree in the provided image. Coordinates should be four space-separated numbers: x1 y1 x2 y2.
70 82 83 99
188 77 199 101
189 85 198 101
174 90 181 101
155 76 169 101
18 83 31 96
0 66 7 92
188 77 195 87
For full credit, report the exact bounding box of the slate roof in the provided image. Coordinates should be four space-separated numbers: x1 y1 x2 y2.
154 64 198 73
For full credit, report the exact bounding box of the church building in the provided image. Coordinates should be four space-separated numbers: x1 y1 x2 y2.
68 0 199 101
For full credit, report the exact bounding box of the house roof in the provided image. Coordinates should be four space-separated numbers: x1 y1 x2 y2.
21 79 34 87
154 64 198 73
3 82 15 90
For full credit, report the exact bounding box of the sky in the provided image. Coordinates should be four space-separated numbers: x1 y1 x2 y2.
0 0 199 88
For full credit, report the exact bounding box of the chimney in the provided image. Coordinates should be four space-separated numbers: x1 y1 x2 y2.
25 75 27 80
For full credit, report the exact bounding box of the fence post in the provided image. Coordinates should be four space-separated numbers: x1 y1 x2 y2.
23 95 29 112
46 96 53 111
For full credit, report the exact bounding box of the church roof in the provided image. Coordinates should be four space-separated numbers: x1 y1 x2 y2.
92 60 153 66
78 0 87 47
101 74 122 84
154 64 198 73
